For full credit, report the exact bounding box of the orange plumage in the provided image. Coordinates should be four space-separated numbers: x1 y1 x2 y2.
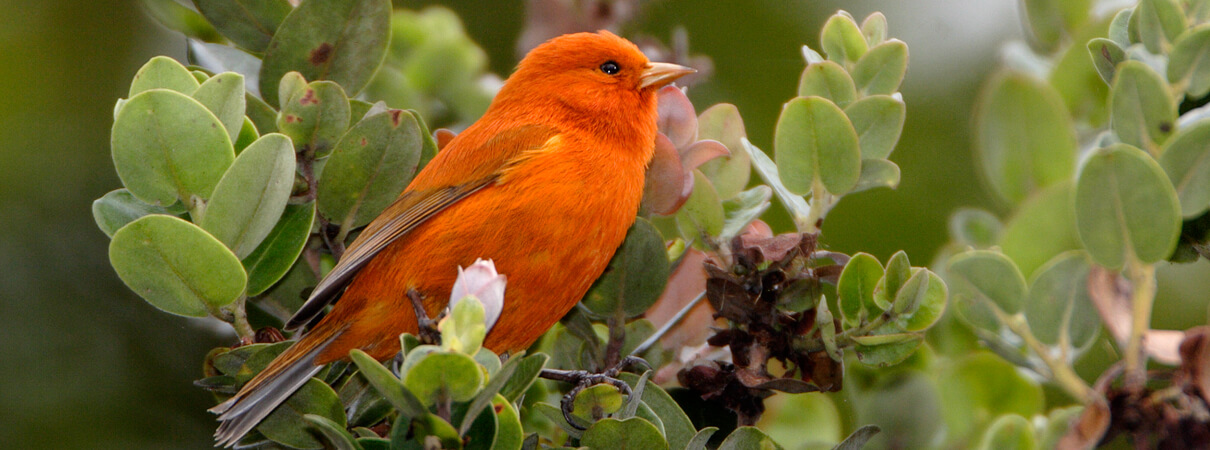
212 31 693 445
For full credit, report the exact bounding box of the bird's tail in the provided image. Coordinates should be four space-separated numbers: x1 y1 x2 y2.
210 323 346 447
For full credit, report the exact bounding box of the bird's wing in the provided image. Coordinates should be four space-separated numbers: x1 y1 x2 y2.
284 124 561 330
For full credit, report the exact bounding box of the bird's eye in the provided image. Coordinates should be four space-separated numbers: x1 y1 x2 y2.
600 61 620 75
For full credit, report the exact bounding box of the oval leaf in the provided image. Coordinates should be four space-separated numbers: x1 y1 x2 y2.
200 133 296 258
845 95 906 159
675 171 725 243
696 103 751 199
947 250 1027 314
852 40 908 96
192 72 247 144
258 378 346 449
797 61 857 107
583 218 671 319
403 352 484 405
850 158 901 194
129 56 200 96
243 202 315 296
109 215 247 316
194 0 293 53
1087 38 1126 85
1075 143 1181 268
1160 121 1210 217
948 207 1002 249
1137 0 1186 53
278 80 351 157
1025 251 1100 350
1170 24 1210 99
1110 61 1176 154
111 89 235 205
259 0 391 106
999 182 1081 278
582 418 669 450
317 109 423 227
838 252 884 327
820 13 867 64
774 96 861 195
975 72 1077 204
902 271 948 331
92 189 179 238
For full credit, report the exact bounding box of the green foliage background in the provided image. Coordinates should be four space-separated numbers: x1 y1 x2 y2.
6 0 1210 448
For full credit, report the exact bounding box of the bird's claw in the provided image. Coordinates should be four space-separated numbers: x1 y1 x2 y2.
540 356 650 430
407 289 442 345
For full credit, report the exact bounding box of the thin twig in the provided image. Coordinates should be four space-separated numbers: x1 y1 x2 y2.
630 290 707 357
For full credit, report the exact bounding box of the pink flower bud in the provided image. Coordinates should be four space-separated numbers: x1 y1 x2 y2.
449 258 506 333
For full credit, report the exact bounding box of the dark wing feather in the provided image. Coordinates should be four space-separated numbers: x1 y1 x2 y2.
283 124 560 330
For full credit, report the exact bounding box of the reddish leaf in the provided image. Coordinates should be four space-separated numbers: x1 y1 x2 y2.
680 139 729 170
642 134 692 215
657 86 698 149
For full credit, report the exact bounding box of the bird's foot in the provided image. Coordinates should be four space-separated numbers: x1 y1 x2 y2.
407 289 442 345
540 356 651 429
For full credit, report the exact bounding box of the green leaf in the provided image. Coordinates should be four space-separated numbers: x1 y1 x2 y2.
259 0 391 106
686 427 719 450
192 72 246 143
938 353 1045 445
200 133 295 258
490 395 524 450
109 215 246 316
1110 61 1177 154
194 0 293 53
844 95 905 159
838 252 884 327
975 72 1077 204
617 372 695 450
977 415 1037 450
339 373 393 428
852 40 908 95
258 378 346 449
676 172 725 243
1168 24 1210 97
774 96 861 195
129 56 200 96
92 189 179 238
749 141 811 225
999 182 1081 277
873 250 910 310
719 426 784 450
1161 121 1210 217
572 384 625 422
278 71 308 110
498 353 548 403
246 93 278 134
1025 252 1099 350
834 425 881 450
948 250 1027 317
234 117 259 153
278 80 352 157
1022 0 1065 49
534 402 583 439
1076 144 1181 268
317 109 423 227
111 89 235 205
303 414 363 450
1109 8 1133 47
696 103 751 199
408 414 462 449
243 202 314 296
582 218 670 318
817 296 841 360
581 418 668 450
719 185 771 241
458 349 523 435
850 158 901 194
861 12 888 47
901 271 948 332
409 110 440 171
1137 0 1186 53
348 349 427 419
891 270 929 317
855 334 922 367
948 208 1002 249
797 61 857 108
820 13 868 64
403 351 484 405
140 0 221 43
1087 38 1126 84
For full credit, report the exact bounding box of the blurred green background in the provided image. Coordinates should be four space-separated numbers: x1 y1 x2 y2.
4 0 1207 448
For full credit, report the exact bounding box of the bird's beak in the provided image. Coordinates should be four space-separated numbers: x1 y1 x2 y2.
640 62 696 89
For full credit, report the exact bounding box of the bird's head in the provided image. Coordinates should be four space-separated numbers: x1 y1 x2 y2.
499 31 695 123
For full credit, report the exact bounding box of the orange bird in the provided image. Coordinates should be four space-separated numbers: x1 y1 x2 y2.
212 31 693 445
